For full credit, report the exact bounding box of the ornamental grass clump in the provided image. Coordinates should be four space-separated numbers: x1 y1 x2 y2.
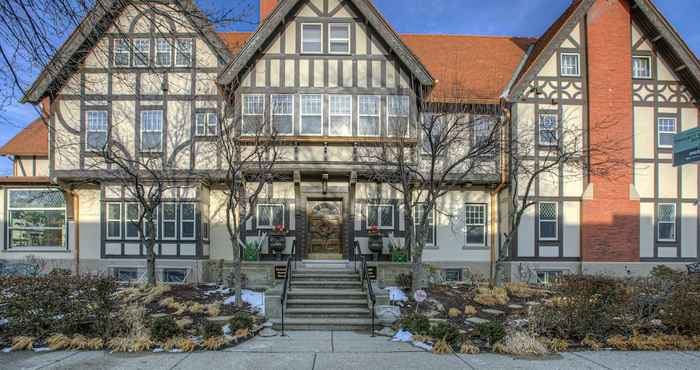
493 332 548 356
399 313 431 336
202 336 226 350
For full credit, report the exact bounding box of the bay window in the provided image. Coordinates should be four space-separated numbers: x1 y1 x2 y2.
300 94 323 135
125 203 140 240
271 94 294 135
7 189 66 249
329 95 352 136
195 112 218 137
114 39 130 66
359 95 380 136
414 204 435 246
538 113 558 146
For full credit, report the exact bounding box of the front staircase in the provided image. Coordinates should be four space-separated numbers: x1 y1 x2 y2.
276 260 372 331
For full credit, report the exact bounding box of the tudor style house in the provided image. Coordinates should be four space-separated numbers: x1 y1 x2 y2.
0 0 698 284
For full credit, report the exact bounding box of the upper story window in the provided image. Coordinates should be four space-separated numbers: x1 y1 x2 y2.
86 111 108 152
257 204 284 229
133 39 150 67
421 113 445 155
180 203 196 240
465 204 487 246
140 110 163 152
162 203 177 240
538 202 558 241
359 95 381 136
538 113 558 146
329 95 352 136
300 94 323 135
657 203 676 242
472 115 495 149
195 112 218 137
242 94 265 135
7 189 66 250
125 203 140 240
633 56 652 79
387 95 410 137
367 204 394 229
271 95 294 135
155 39 172 67
560 53 580 77
114 39 130 66
657 117 676 148
106 203 122 240
175 39 193 67
301 24 322 54
329 23 351 54
414 204 435 246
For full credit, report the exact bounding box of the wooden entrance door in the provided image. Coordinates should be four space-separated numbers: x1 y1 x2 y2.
307 200 343 259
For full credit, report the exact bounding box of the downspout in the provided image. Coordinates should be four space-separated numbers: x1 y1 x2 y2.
73 191 80 275
490 103 510 283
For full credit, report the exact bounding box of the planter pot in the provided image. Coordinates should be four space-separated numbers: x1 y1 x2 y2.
269 235 286 254
368 235 383 254
391 252 409 263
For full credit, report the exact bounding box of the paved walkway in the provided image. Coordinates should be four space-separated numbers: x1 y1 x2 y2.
2 331 700 370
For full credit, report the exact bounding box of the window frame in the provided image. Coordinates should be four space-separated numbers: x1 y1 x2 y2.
328 23 351 55
7 189 67 250
560 52 580 77
632 55 652 79
155 38 172 67
85 110 108 152
465 203 487 247
301 23 323 54
106 202 122 240
114 267 138 282
538 113 559 146
657 203 677 242
414 204 436 247
140 110 163 152
329 95 352 136
358 95 381 137
657 117 676 149
113 38 130 67
367 204 394 230
270 94 294 135
387 95 410 137
162 268 188 284
195 112 218 137
256 204 285 229
174 38 193 67
241 94 265 136
124 202 141 241
538 201 559 241
132 38 150 67
180 203 196 241
161 202 178 241
300 94 324 136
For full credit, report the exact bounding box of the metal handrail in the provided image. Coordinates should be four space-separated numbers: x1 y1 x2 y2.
354 241 376 337
280 240 296 337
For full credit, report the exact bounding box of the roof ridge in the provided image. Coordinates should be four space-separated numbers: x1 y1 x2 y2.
400 33 537 40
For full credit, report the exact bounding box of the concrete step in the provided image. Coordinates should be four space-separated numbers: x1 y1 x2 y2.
293 268 357 275
285 307 370 318
272 317 372 331
292 280 362 289
292 273 360 281
287 289 366 300
298 260 352 270
286 298 368 308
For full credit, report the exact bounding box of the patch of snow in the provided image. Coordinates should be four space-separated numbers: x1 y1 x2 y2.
33 347 51 352
391 329 413 342
413 341 433 351
152 348 164 353
170 349 183 353
224 290 265 313
205 286 231 296
0 318 8 327
222 324 232 335
2 347 12 353
385 287 408 302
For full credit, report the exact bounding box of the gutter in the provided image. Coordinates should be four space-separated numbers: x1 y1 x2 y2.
73 191 80 275
490 106 511 282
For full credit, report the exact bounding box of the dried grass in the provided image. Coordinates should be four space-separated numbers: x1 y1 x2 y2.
107 337 130 352
173 302 189 316
606 335 631 350
47 334 71 350
130 336 155 352
143 285 172 304
159 297 177 309
432 339 452 355
206 303 221 317
493 332 548 356
202 336 226 351
447 308 461 317
459 341 480 354
11 336 34 351
234 328 250 338
189 302 206 315
543 338 569 353
86 338 104 350
582 336 602 351
176 337 197 352
474 287 509 306
464 305 477 316
123 305 148 338
412 335 433 343
176 318 193 330
162 338 178 352
68 335 89 350
505 282 546 299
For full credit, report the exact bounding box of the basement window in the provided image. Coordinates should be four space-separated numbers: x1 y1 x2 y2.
163 269 188 283
114 268 138 282
536 270 562 285
445 269 463 282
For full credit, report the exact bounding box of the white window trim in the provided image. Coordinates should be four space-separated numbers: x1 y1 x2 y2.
657 117 676 148
174 38 193 67
155 38 172 67
329 95 352 136
256 204 285 229
132 39 150 67
113 39 130 67
387 95 410 137
657 203 677 242
106 202 122 240
414 204 436 247
301 23 323 54
270 94 295 136
538 202 558 241
195 112 218 137
367 204 394 230
633 55 652 79
85 111 108 152
358 95 382 137
300 94 324 136
125 202 141 241
328 23 351 55
560 52 580 77
465 203 487 247
161 202 178 241
140 110 164 152
7 189 67 250
538 113 559 146
180 203 196 241
241 94 265 136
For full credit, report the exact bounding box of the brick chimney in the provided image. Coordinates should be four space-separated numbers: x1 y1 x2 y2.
260 0 278 22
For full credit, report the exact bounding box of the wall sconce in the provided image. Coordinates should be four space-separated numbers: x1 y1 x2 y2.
322 174 329 194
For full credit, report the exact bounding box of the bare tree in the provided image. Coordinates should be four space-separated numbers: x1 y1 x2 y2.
360 93 504 292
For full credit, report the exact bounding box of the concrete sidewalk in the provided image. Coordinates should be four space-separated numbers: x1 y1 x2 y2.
1 331 699 370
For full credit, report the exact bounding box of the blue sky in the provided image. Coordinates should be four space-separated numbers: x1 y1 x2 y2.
1 0 698 175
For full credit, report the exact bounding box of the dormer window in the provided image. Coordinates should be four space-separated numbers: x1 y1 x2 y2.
633 56 652 79
560 53 580 77
301 24 322 54
329 24 351 54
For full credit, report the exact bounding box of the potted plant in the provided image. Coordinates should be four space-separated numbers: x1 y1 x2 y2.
367 225 384 256
243 240 261 262
269 224 287 259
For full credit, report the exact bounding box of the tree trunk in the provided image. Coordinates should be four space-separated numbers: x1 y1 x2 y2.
231 234 243 307
493 235 513 286
146 218 157 286
411 250 423 293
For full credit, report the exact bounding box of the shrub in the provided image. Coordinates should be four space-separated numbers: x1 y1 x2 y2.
650 265 680 281
201 321 223 339
150 316 181 342
228 312 254 332
493 332 548 356
476 321 506 346
659 277 700 335
430 321 462 346
399 313 431 336
459 340 480 354
395 272 412 290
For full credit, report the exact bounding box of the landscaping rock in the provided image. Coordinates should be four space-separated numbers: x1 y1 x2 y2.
482 309 505 316
150 313 167 319
508 304 524 310
525 301 541 306
207 315 234 323
465 317 490 325
375 305 401 326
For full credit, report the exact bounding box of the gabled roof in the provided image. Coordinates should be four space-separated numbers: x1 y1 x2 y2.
217 0 434 88
21 0 232 104
0 118 49 157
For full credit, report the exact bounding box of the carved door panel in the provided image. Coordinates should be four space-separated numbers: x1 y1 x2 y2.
307 200 343 258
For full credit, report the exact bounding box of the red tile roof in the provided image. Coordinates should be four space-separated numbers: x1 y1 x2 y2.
0 117 48 156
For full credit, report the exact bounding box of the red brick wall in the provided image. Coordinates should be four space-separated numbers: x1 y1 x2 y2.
260 0 278 22
581 0 640 262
